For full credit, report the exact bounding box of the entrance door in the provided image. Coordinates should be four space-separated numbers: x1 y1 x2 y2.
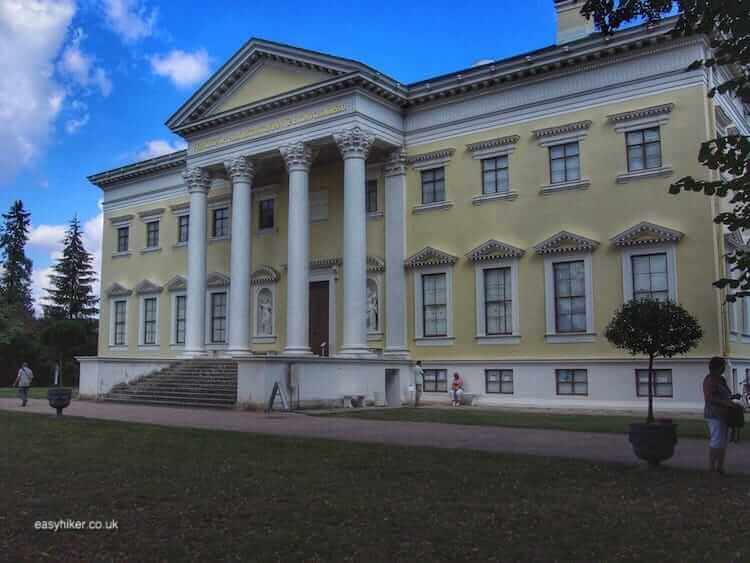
309 281 329 356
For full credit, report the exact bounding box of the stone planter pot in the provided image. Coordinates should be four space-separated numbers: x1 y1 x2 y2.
628 422 678 467
47 388 72 416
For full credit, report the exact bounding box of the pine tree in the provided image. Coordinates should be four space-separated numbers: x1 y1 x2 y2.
0 200 34 316
44 216 99 319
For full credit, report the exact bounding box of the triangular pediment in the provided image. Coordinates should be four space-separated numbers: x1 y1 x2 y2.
105 282 132 297
534 231 599 255
467 239 525 262
165 275 187 292
167 39 371 131
135 279 164 295
405 247 458 269
610 222 684 247
207 272 231 288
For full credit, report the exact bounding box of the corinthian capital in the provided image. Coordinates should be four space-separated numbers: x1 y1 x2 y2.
182 167 211 194
279 142 315 172
333 126 375 160
384 147 407 177
224 156 255 183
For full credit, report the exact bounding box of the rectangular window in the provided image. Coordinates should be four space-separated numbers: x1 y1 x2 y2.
177 215 189 244
486 369 513 394
556 369 588 396
146 221 160 249
175 295 186 345
626 127 662 172
259 199 274 230
366 179 378 213
113 301 127 346
484 267 512 335
549 142 580 184
116 226 129 253
422 273 447 337
143 298 157 345
481 156 509 194
635 369 673 398
212 207 229 238
632 253 668 301
554 261 586 333
211 292 227 344
421 167 446 204
423 369 448 392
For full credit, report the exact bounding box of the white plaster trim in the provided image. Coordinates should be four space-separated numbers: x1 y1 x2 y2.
173 242 188 249
474 258 521 341
545 333 597 344
621 244 678 303
415 337 456 347
407 148 455 170
140 247 162 255
466 135 520 159
615 166 674 184
476 335 521 345
109 215 133 227
138 294 160 347
543 252 595 339
206 287 230 345
609 103 674 133
169 291 187 346
111 251 131 259
367 211 384 220
472 191 518 205
413 265 454 342
138 208 165 220
534 120 591 147
412 201 454 214
108 297 129 349
539 178 591 195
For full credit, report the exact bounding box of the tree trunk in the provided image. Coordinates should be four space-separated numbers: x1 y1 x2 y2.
647 354 655 424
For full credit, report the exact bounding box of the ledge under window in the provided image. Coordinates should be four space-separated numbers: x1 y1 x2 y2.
111 251 131 259
545 333 596 344
209 236 230 244
616 165 674 184
472 191 518 205
476 334 521 345
141 247 162 255
252 336 277 344
415 336 455 346
412 201 454 214
138 345 160 352
539 178 591 195
108 345 128 351
257 228 275 237
367 211 384 220
173 241 187 249
367 332 384 342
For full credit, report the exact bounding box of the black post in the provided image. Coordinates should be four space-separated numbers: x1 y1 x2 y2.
647 354 655 424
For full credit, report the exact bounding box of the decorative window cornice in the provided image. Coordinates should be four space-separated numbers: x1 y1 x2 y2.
135 279 164 295
138 208 165 220
170 203 190 215
466 239 525 262
384 148 407 177
109 214 133 225
165 275 187 292
207 272 231 288
405 246 458 269
367 256 386 273
466 135 520 159
407 148 455 170
533 120 592 141
311 257 342 269
725 231 746 252
610 221 684 247
534 231 600 255
106 282 132 297
608 103 674 124
250 266 280 285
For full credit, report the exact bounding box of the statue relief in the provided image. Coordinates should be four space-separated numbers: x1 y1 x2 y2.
367 280 378 332
257 288 273 336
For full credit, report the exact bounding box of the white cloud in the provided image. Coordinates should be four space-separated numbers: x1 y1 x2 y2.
29 224 67 254
65 113 90 134
103 0 157 43
0 0 76 183
58 28 112 97
150 49 211 88
136 138 187 160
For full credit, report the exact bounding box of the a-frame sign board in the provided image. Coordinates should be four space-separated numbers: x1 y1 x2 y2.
265 381 290 414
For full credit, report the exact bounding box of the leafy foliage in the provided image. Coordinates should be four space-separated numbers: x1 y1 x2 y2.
44 216 99 320
0 200 33 316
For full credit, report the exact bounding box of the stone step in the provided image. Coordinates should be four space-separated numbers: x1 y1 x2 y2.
102 396 235 409
107 391 235 402
130 382 236 391
116 388 236 398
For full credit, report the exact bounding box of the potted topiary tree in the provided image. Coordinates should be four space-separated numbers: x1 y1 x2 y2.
605 298 703 467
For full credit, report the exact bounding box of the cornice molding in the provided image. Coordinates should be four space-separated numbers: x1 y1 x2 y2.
207 272 231 288
135 279 164 295
333 126 375 159
367 256 386 273
105 282 132 298
406 148 455 169
608 103 674 124
165 275 187 292
405 246 458 269
610 221 684 247
466 135 520 156
534 231 600 255
533 120 592 139
466 239 525 262
384 148 407 177
108 214 133 225
137 208 165 220
88 150 187 189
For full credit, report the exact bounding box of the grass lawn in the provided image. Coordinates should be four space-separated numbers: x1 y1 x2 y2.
0 386 52 400
3 411 748 562
321 407 711 439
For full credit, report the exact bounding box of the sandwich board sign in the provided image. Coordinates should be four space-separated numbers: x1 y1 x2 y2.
265 381 290 414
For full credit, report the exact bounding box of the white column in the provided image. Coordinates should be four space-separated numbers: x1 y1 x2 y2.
225 156 255 355
334 127 375 357
183 167 211 356
280 142 315 355
384 149 409 358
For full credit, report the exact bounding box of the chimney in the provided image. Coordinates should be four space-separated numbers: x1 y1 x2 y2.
554 0 596 45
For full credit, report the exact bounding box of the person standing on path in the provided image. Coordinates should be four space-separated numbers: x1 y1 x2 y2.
413 361 424 407
703 356 735 475
13 362 34 407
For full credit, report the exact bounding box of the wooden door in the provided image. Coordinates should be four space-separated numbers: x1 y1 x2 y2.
309 281 329 356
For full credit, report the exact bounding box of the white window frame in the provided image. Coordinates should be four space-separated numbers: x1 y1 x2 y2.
143 219 161 252
206 288 230 347
535 125 591 194
138 294 160 349
367 274 384 341
612 109 674 183
621 244 678 303
170 291 187 348
252 284 277 344
108 298 129 349
414 265 454 346
544 252 595 343
474 258 520 344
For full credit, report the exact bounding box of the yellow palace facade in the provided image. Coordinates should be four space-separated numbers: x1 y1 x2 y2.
80 1 750 410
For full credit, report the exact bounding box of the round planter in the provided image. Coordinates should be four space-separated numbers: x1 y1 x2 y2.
47 388 72 416
628 422 678 467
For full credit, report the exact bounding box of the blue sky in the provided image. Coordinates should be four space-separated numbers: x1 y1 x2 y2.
0 0 557 308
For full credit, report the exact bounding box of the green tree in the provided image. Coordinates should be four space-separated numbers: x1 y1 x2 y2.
44 216 99 320
579 1 749 295
605 299 703 423
0 200 33 316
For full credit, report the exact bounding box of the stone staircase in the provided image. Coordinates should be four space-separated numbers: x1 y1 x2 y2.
103 359 238 409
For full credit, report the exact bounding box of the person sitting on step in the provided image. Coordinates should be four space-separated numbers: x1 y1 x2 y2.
449 372 464 407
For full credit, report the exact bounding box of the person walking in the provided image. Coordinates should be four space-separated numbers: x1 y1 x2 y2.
13 362 34 407
703 357 734 475
413 361 424 407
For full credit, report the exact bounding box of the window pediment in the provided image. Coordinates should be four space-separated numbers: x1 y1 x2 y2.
533 120 591 146
466 135 520 159
251 266 280 285
135 279 164 295
207 272 231 288
406 148 455 170
534 231 599 255
165 275 187 292
106 282 132 297
405 247 458 269
367 256 385 273
466 239 525 262
608 103 674 133
610 222 684 247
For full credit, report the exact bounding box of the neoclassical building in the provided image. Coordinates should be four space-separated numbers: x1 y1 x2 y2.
80 1 750 410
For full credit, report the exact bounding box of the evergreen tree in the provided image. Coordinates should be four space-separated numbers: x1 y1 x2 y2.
44 216 99 319
0 200 34 316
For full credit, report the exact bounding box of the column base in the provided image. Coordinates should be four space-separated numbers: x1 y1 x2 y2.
282 346 314 356
383 348 411 360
